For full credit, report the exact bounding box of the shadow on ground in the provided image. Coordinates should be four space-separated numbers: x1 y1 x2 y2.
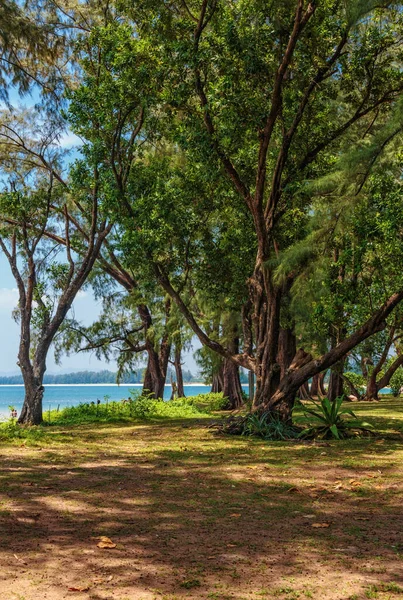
0 406 402 599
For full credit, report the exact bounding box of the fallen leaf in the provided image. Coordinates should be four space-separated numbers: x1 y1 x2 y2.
229 513 241 518
227 544 237 547
311 522 330 528
96 536 116 549
68 586 90 592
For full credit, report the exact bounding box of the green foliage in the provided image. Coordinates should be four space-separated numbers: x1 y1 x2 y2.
242 412 300 441
295 397 373 440
44 392 221 425
343 371 365 395
0 420 45 444
188 392 229 411
390 368 403 397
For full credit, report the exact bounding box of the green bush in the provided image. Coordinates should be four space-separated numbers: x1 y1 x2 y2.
45 391 211 425
343 371 365 395
294 396 373 440
0 419 46 443
389 368 403 397
187 392 230 411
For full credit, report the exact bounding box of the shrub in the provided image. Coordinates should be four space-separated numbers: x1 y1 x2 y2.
188 392 230 411
294 396 373 440
0 420 46 444
242 411 300 441
389 368 403 397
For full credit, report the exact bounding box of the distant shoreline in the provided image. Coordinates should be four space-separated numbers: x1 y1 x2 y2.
0 382 210 387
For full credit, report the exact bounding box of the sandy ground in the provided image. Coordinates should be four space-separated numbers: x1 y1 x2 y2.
0 404 402 600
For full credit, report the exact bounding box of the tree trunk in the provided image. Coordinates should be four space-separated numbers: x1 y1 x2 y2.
327 363 345 401
365 372 379 401
143 348 165 399
18 381 44 425
310 373 319 397
223 358 243 409
18 363 45 425
298 381 311 400
174 345 185 398
222 327 244 409
277 327 297 378
253 281 282 409
211 362 224 393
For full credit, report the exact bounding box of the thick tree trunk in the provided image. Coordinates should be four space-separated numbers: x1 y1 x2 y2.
174 346 185 398
143 351 165 399
211 362 224 393
253 281 282 408
18 376 44 425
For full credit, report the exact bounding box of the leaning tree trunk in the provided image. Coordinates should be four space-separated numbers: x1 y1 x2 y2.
174 345 185 398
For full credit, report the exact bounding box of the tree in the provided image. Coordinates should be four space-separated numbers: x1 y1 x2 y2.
120 0 403 419
0 166 112 424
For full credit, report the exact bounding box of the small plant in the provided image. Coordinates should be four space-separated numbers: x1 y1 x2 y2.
242 411 300 441
294 396 373 440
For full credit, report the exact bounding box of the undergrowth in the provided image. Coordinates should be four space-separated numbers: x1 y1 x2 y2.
0 392 229 442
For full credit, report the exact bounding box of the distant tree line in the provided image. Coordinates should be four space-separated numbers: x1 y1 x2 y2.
0 368 198 386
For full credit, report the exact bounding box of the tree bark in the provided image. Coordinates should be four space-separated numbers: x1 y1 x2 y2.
310 372 326 397
222 358 243 409
143 350 166 399
174 345 185 398
211 362 224 393
277 327 297 378
328 362 345 401
298 381 311 400
365 372 380 401
18 366 45 425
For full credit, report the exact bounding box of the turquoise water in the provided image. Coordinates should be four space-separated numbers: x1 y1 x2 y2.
0 384 247 419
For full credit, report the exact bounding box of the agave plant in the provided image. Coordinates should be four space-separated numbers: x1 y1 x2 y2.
242 411 300 441
294 396 373 440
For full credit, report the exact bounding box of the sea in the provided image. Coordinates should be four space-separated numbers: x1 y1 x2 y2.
0 384 249 420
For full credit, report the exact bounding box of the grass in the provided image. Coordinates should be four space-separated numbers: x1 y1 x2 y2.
0 396 402 599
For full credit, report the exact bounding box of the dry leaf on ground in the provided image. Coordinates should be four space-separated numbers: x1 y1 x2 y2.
68 586 90 592
311 523 330 528
96 536 117 549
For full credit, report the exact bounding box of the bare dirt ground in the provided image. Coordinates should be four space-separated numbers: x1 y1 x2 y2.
0 400 402 600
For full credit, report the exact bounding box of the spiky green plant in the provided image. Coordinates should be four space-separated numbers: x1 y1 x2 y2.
294 396 373 439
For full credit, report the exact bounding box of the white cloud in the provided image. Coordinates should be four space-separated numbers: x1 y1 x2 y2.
76 290 88 299
0 288 18 310
58 130 83 148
